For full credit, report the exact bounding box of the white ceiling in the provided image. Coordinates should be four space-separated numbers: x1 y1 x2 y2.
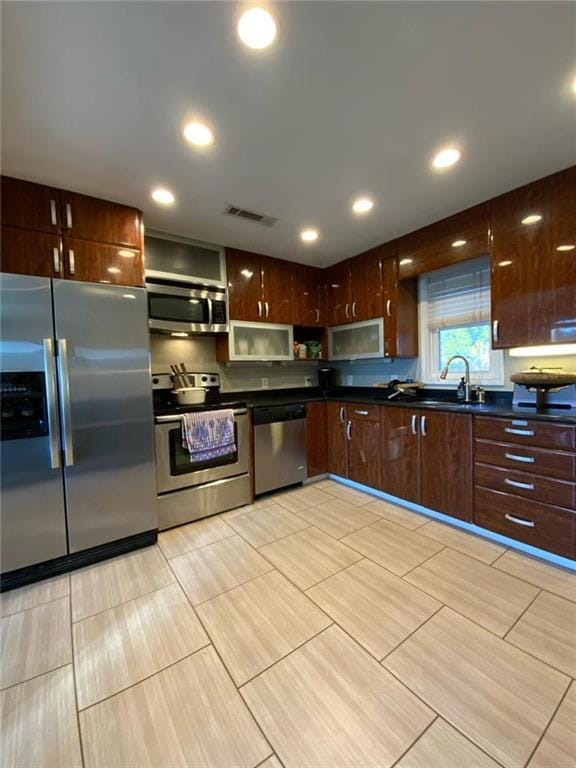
2 1 575 266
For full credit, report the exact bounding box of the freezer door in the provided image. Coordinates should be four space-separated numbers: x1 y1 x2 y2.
52 281 157 551
0 274 68 571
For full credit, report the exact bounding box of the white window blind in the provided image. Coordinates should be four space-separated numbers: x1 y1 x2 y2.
424 258 490 329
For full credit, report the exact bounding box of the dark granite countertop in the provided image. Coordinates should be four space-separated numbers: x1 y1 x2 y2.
221 386 576 423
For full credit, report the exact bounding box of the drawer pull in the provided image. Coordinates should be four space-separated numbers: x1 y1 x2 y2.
339 406 345 424
505 513 535 528
504 452 535 464
354 409 369 416
411 414 417 435
505 428 534 436
505 478 534 491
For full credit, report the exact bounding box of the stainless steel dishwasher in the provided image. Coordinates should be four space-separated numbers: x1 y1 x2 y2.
253 404 307 495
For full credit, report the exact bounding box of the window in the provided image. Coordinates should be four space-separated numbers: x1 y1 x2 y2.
419 258 503 385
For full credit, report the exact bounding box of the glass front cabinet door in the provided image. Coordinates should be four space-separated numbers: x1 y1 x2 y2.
328 318 384 360
228 321 294 361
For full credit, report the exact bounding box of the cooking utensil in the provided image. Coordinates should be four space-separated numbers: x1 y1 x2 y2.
179 362 192 388
510 367 576 410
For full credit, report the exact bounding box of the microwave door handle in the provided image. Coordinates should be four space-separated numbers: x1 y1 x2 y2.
207 297 213 327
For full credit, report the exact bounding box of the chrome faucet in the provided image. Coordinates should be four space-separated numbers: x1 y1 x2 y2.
440 355 471 402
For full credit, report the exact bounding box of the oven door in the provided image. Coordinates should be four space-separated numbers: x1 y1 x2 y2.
147 283 228 334
155 410 249 494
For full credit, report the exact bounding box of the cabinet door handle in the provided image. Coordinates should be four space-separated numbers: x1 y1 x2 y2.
53 247 61 274
315 308 320 323
50 199 58 226
492 320 499 343
505 478 534 491
345 303 350 319
505 452 535 464
257 301 262 318
68 249 75 275
420 415 427 436
411 414 417 435
386 299 392 317
504 427 534 437
265 301 269 318
339 406 345 424
65 203 73 229
352 302 357 317
505 513 535 528
354 409 368 416
346 421 352 441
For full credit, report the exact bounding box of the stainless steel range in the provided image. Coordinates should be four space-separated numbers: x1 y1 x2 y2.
152 373 250 529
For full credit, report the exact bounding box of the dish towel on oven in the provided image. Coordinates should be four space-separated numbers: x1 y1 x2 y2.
181 409 236 463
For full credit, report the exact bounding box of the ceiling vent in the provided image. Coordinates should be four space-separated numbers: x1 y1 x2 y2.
224 204 277 227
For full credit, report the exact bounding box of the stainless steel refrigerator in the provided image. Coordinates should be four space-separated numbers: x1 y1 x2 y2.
1 274 157 582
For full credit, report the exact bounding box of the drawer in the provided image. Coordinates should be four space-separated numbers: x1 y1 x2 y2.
474 486 575 559
475 462 576 509
474 416 575 451
474 439 576 481
346 404 380 422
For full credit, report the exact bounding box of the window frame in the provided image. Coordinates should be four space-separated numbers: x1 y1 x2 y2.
418 260 504 386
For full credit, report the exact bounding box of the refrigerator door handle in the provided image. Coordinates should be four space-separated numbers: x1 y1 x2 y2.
57 338 75 466
43 338 61 470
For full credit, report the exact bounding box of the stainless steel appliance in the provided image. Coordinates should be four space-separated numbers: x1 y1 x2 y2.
153 374 250 529
147 281 228 335
253 404 307 495
1 274 157 585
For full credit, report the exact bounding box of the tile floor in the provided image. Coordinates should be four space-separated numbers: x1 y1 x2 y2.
1 478 575 768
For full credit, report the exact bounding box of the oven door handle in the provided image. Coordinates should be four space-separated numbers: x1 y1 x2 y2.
155 409 247 423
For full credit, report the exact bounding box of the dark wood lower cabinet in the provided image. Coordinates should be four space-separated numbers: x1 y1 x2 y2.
347 417 380 488
380 407 420 504
62 238 144 287
419 411 473 521
306 402 328 478
1 226 62 278
327 401 348 477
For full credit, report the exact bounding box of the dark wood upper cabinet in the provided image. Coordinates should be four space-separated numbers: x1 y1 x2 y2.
2 176 62 234
306 401 328 477
350 248 383 322
490 165 576 349
261 255 293 324
327 401 348 477
419 410 473 521
324 260 352 326
380 407 420 504
225 248 262 322
62 238 145 287
1 226 62 279
397 202 490 280
60 191 142 249
293 263 322 326
379 246 418 358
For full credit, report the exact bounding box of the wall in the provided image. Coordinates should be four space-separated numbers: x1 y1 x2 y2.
149 335 318 392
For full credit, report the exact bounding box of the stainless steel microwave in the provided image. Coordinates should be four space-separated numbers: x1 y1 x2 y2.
144 231 227 289
147 282 229 334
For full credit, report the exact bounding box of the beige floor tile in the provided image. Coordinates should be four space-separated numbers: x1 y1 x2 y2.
506 591 576 676
0 597 71 690
396 718 500 768
71 546 175 622
258 757 282 768
221 497 278 519
196 570 331 685
417 520 506 564
306 559 441 660
170 534 273 604
492 550 576 602
73 584 208 709
260 527 362 590
297 497 382 538
384 607 569 768
80 647 271 768
528 681 576 768
227 504 310 548
274 485 335 513
0 574 69 618
341 518 444 576
405 547 539 636
363 499 430 530
0 666 82 768
158 515 235 559
311 478 340 492
242 625 434 768
322 482 378 506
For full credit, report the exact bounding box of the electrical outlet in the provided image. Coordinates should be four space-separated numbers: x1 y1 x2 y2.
261 377 269 389
305 376 314 387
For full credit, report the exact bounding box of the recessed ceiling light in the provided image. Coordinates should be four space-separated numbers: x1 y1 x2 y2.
183 122 214 147
451 239 467 248
118 250 135 258
556 244 575 252
498 260 513 267
399 258 413 266
432 147 461 170
352 197 374 214
521 214 542 225
171 332 189 338
301 228 319 243
237 7 277 49
107 267 121 274
151 188 175 206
